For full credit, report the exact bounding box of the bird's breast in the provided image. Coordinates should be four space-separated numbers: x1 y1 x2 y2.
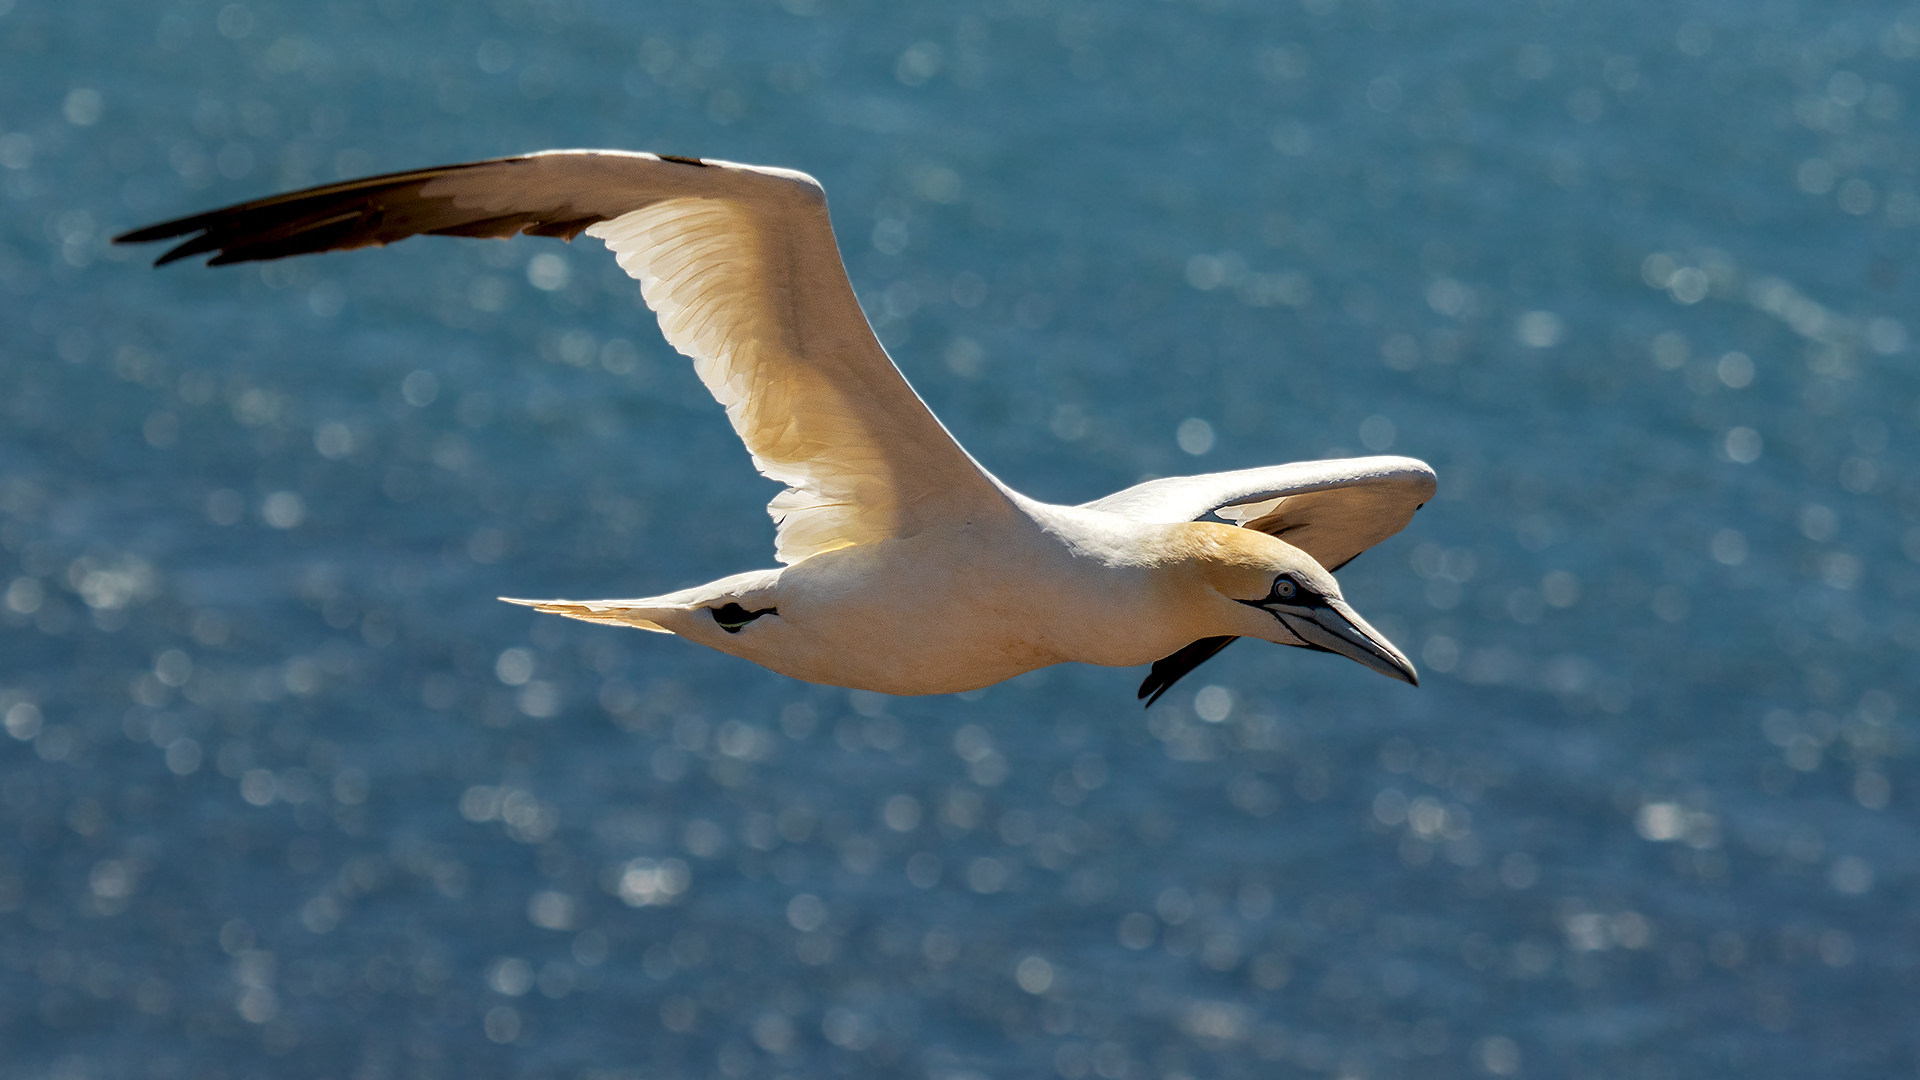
720 516 1203 694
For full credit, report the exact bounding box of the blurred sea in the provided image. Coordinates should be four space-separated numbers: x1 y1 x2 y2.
2 0 1917 1077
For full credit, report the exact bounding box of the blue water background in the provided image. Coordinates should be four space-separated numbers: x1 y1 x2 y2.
2 0 1917 1076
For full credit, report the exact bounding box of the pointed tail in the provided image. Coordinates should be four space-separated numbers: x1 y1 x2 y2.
499 597 675 633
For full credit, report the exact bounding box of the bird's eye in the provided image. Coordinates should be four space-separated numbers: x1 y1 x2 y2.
1272 578 1297 600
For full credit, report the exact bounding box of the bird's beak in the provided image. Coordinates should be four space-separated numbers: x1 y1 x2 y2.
1276 597 1419 686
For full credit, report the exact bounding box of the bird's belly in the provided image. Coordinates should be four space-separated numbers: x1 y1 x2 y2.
753 581 1061 695
721 532 1193 695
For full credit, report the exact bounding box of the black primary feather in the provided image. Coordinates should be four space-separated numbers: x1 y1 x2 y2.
1137 636 1238 706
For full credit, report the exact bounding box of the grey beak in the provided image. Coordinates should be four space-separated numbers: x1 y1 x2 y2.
1278 597 1419 686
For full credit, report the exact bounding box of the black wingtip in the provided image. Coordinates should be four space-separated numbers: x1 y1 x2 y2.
1137 635 1239 708
114 218 214 267
1139 677 1174 708
113 224 184 246
114 209 217 247
153 240 204 267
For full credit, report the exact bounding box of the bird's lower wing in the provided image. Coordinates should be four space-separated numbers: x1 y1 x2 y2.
115 150 1009 564
1137 635 1239 706
1084 456 1435 571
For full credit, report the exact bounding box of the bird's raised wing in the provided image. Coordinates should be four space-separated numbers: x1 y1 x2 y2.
115 150 1009 564
1086 456 1435 572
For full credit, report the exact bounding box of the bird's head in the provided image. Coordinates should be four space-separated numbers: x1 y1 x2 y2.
1172 523 1418 685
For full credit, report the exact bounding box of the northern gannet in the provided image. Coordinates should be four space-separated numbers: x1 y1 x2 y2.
116 151 1434 703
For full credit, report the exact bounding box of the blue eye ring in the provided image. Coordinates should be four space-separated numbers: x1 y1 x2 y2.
1272 578 1296 600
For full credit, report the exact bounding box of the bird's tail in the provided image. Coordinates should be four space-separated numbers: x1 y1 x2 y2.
498 597 675 633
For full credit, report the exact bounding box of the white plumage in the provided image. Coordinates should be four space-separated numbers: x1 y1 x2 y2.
117 150 1435 702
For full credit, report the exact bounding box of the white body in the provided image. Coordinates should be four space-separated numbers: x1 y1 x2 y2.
621 497 1220 695
120 149 1436 698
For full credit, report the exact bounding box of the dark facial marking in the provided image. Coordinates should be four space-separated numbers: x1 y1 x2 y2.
657 154 708 167
711 603 776 633
1235 574 1321 613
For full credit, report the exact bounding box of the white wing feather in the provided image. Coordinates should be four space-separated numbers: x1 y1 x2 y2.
1086 456 1435 570
418 152 1009 563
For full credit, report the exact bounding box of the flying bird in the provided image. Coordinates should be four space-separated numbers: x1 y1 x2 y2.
116 150 1434 704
